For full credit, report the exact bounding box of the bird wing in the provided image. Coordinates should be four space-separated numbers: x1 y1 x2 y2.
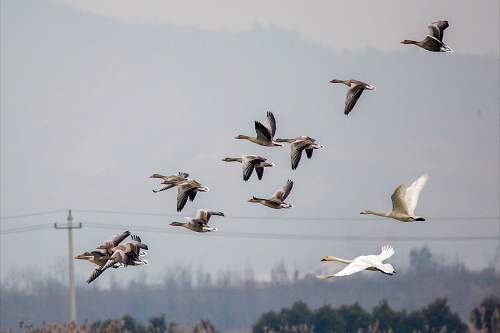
104 230 130 247
427 21 449 42
422 35 445 49
264 111 277 138
334 259 371 276
390 183 410 214
86 264 105 284
272 180 293 201
204 209 224 220
186 217 203 228
378 245 395 262
344 84 365 115
177 183 193 212
130 235 148 250
290 140 307 170
255 166 264 180
194 209 208 222
255 121 272 141
316 275 335 279
153 183 175 193
405 174 429 216
241 155 257 181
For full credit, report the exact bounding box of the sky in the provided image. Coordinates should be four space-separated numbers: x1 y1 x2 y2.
1 0 499 289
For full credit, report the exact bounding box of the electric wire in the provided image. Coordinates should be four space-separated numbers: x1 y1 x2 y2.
81 222 499 242
2 209 498 222
0 223 54 235
0 210 68 220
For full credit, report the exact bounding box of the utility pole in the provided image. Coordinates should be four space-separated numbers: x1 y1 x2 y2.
54 210 82 324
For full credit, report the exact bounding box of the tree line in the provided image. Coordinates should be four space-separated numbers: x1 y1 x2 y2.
1 247 498 331
6 296 500 333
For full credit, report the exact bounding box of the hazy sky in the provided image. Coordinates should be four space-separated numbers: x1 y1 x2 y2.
1 0 499 288
53 0 499 56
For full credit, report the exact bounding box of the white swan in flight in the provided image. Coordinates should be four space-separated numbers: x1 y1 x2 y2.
317 245 395 279
361 173 429 222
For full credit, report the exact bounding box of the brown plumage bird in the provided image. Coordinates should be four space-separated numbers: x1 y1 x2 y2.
222 155 274 181
248 179 294 209
401 21 453 52
170 209 225 232
149 172 189 193
275 136 324 170
235 112 284 147
176 179 209 212
330 79 376 115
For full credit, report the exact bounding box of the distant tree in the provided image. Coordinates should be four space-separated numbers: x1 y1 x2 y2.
89 314 145 333
470 295 500 332
336 302 371 333
252 310 282 333
271 261 290 285
190 318 218 333
371 300 406 332
90 318 118 333
409 245 434 270
279 301 313 328
168 320 186 333
122 314 145 333
422 298 467 333
312 304 346 333
148 313 167 333
404 311 426 333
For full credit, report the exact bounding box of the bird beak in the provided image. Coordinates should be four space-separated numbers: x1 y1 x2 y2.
321 258 326 261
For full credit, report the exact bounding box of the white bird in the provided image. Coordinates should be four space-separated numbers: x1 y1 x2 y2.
316 245 396 279
361 173 429 222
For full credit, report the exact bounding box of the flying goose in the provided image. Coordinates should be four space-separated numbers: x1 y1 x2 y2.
98 248 148 272
248 179 294 209
74 251 121 284
176 179 209 212
235 112 284 147
97 235 148 254
361 173 429 222
317 245 396 279
75 232 147 284
94 230 131 257
330 79 376 115
222 155 274 181
150 172 189 193
95 235 149 280
401 21 453 52
170 209 225 232
275 136 324 170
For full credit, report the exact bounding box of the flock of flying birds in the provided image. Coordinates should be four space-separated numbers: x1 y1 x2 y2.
75 21 452 283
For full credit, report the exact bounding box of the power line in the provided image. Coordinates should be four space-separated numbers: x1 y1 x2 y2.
0 210 68 220
2 209 499 222
82 222 499 242
0 223 54 235
49 209 500 222
1 220 498 241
